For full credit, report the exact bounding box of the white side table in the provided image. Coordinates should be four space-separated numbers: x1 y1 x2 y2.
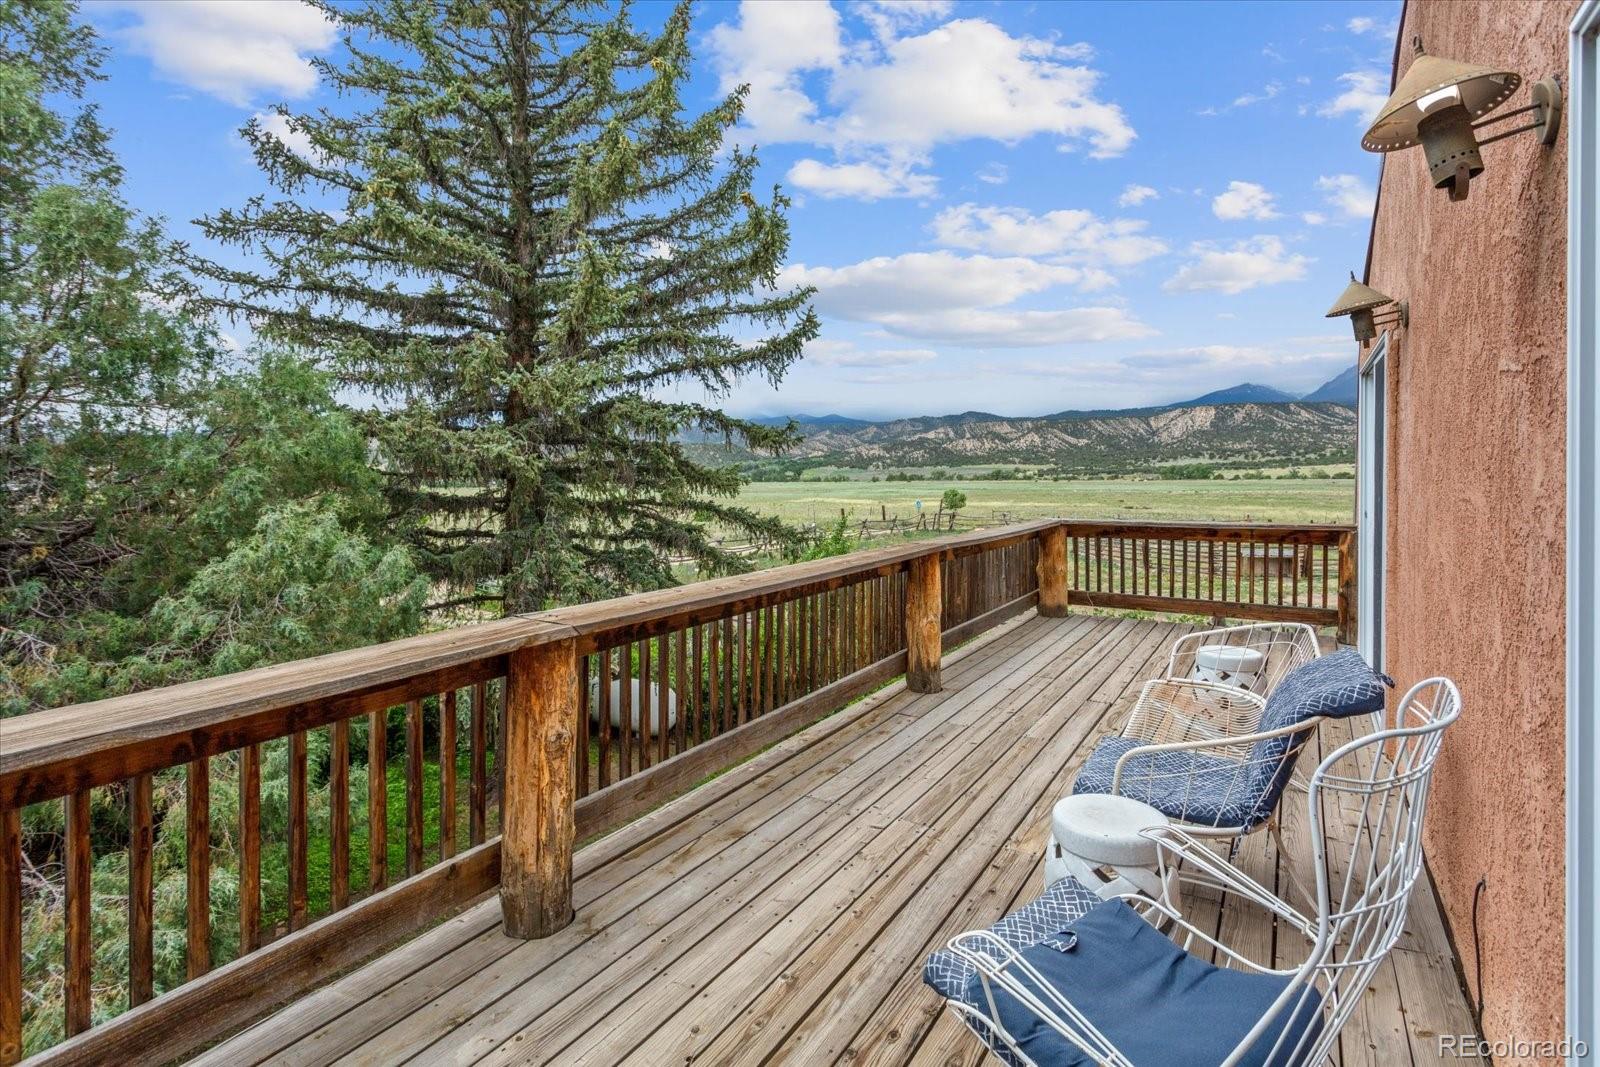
1044 794 1175 904
1190 644 1268 691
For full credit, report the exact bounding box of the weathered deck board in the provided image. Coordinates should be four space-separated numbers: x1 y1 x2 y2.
198 614 1476 1067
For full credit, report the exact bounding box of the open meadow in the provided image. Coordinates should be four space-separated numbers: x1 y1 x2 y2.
736 477 1356 530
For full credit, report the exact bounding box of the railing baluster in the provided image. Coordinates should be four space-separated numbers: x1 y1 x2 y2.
441 689 457 860
1 806 19 1066
576 659 590 799
130 772 154 1006
691 624 705 745
657 634 670 762
289 730 309 930
721 615 734 733
621 641 634 777
638 638 652 771
66 789 92 1035
331 721 350 912
368 708 388 892
471 681 487 844
185 760 209 980
674 628 688 752
405 700 423 876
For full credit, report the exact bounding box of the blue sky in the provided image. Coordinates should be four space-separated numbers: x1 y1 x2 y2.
83 0 1401 419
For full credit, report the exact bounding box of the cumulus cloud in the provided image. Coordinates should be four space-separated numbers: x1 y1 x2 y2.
805 339 938 368
252 110 318 161
929 203 1167 268
709 3 1134 200
1318 71 1388 123
787 158 938 200
1118 184 1159 207
1315 173 1376 219
779 251 1151 346
1164 237 1311 295
1212 181 1280 221
876 307 1155 347
110 0 335 107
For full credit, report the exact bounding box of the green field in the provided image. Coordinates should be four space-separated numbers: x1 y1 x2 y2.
737 478 1355 529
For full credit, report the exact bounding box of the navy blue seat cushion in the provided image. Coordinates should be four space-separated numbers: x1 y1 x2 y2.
1073 736 1263 827
1073 649 1393 829
929 896 1325 1067
925 876 1103 1066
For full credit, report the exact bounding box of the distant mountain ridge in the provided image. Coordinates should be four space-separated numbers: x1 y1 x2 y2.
699 370 1358 473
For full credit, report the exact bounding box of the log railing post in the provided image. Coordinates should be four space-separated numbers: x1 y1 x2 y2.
500 636 578 939
906 553 943 693
1037 525 1069 618
1336 530 1357 646
1 807 20 1067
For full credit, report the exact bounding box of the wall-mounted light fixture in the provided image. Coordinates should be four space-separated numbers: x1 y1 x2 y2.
1326 273 1407 342
1361 37 1561 202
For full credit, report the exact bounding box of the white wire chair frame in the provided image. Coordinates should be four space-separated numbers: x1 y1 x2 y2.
944 676 1462 1067
1164 622 1324 697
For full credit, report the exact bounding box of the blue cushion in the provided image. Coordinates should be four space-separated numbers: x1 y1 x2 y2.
1073 649 1393 829
924 876 1103 1066
932 896 1325 1067
1243 648 1393 821
1073 736 1264 828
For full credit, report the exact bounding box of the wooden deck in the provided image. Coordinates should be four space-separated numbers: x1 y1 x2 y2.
196 613 1479 1066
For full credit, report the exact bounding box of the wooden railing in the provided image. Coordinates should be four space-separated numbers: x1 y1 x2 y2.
0 518 1352 1065
1063 521 1355 637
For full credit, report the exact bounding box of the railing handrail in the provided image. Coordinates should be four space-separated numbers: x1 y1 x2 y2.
0 519 1058 809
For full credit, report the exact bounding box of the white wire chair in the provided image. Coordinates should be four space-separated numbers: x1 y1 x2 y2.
941 676 1461 1067
1074 625 1336 861
1164 621 1323 697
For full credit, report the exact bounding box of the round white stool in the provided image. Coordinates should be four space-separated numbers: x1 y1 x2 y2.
1044 794 1175 904
1190 644 1267 690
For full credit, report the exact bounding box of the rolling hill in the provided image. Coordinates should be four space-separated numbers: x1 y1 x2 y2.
692 372 1359 475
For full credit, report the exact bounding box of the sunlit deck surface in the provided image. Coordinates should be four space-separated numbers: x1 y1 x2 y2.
199 614 1479 1066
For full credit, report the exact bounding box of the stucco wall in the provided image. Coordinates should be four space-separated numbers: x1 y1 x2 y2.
1364 1 1571 1056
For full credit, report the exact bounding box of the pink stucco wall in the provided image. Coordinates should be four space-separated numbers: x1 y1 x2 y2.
1364 1 1571 1055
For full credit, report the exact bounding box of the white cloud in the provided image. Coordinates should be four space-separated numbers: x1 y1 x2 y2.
111 0 335 107
787 158 937 200
1318 71 1388 123
706 1 845 143
253 110 318 161
1315 173 1376 219
780 251 1151 346
1200 82 1281 116
929 203 1167 268
1301 211 1329 226
1347 16 1397 37
877 307 1155 346
783 251 1110 319
1164 237 1312 295
710 4 1134 199
854 0 954 43
976 162 1009 185
806 339 938 368
1118 184 1159 207
1211 181 1280 221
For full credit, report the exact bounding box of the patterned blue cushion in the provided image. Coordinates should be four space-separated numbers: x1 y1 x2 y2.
1073 736 1263 827
940 897 1326 1067
1073 649 1393 830
924 876 1103 1066
1243 649 1393 822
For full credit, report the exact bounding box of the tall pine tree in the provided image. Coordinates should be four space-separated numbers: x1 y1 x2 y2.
196 0 818 616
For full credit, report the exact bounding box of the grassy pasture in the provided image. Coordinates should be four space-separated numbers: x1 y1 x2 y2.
735 477 1356 530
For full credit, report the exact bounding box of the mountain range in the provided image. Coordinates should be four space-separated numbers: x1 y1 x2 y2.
710 367 1359 474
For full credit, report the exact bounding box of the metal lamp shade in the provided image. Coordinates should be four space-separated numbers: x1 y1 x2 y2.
1417 104 1484 193
1362 44 1520 152
1326 273 1395 343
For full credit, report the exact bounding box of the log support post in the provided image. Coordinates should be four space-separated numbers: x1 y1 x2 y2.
1336 530 1357 647
1037 525 1069 618
501 636 578 939
906 553 943 693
